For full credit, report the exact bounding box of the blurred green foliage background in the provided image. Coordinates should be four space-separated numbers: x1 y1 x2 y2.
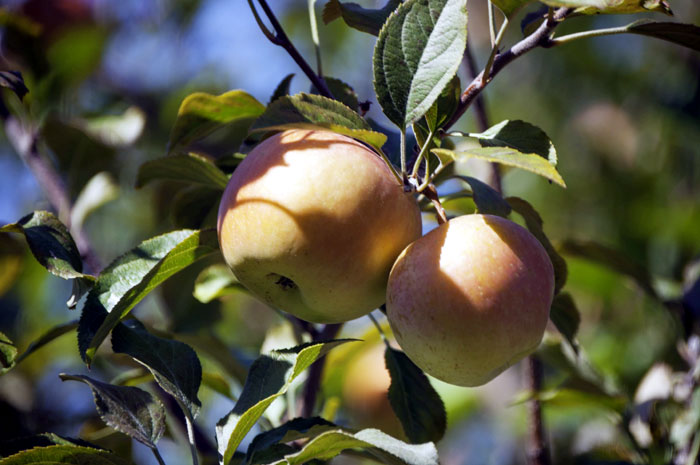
0 0 699 464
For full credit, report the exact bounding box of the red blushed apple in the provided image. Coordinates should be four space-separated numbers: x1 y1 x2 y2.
386 214 554 387
217 129 422 323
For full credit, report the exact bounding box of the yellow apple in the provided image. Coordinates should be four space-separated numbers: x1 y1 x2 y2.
217 129 422 323
386 214 554 387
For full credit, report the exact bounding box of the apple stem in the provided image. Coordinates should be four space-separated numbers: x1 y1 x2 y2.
422 184 448 225
300 323 342 418
368 312 391 349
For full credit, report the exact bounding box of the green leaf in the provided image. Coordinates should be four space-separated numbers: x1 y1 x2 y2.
0 434 101 458
549 293 580 353
0 234 23 298
246 417 336 465
193 264 243 304
79 106 146 147
270 74 295 104
322 0 402 35
59 373 165 449
385 347 446 444
168 90 265 155
324 77 360 112
0 445 132 465
170 186 221 229
215 340 356 465
627 20 700 52
490 0 533 17
506 197 568 294
70 172 120 232
136 153 230 190
250 93 387 152
0 331 18 375
452 176 512 218
0 70 28 101
270 428 439 465
111 319 202 419
80 229 218 364
15 320 78 364
373 0 467 128
559 239 658 299
540 0 672 14
468 120 558 166
1 211 87 280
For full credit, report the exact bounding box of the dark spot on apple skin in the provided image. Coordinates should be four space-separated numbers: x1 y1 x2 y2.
268 273 297 291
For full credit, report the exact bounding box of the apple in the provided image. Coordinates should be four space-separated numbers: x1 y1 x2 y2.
386 214 554 387
217 129 422 323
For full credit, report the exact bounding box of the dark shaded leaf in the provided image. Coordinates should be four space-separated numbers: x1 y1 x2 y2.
324 77 360 111
80 229 218 364
270 428 439 465
168 90 265 155
322 0 402 35
216 340 356 465
627 20 700 51
270 74 295 104
385 347 446 444
59 373 165 448
506 197 568 294
452 176 511 218
170 186 221 230
491 0 533 17
246 417 336 465
0 433 101 458
550 293 580 353
111 319 202 419
250 93 386 152
15 320 78 364
1 211 88 280
136 153 230 190
373 0 467 128
468 120 558 165
0 444 131 464
0 331 18 375
0 71 28 100
560 239 657 299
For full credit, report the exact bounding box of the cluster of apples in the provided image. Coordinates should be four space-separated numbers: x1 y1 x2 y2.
217 129 554 387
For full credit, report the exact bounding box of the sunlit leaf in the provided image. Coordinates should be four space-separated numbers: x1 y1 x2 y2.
385 346 446 444
270 428 439 465
0 331 18 375
59 373 165 448
540 0 672 15
71 172 120 231
80 229 218 364
373 0 467 128
193 264 243 304
168 90 265 155
216 340 356 465
250 93 387 152
506 197 568 294
322 0 402 35
79 107 146 147
136 153 230 190
0 444 131 465
468 120 558 165
111 319 202 419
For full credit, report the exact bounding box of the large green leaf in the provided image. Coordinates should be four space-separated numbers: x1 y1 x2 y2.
626 20 700 52
270 428 439 465
540 0 671 14
168 90 265 154
1 211 88 280
215 340 356 465
250 93 387 152
111 319 202 419
0 445 131 465
59 373 165 449
0 331 17 376
468 120 558 165
373 0 467 128
506 197 568 294
80 229 218 364
385 347 446 444
136 153 230 190
322 0 402 35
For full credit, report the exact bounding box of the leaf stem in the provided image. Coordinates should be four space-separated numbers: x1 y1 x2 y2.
444 7 573 131
482 15 510 86
410 128 435 179
307 0 323 76
368 313 391 348
548 25 631 46
376 147 403 185
179 406 200 465
399 127 407 178
151 446 168 465
253 0 333 98
488 1 497 48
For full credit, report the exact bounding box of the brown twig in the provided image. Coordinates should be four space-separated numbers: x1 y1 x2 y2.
300 323 342 418
526 355 552 465
444 7 573 132
3 117 102 273
252 0 333 99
